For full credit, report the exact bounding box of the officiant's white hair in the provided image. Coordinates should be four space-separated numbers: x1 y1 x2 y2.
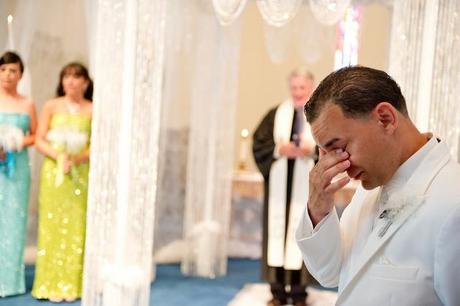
288 67 315 82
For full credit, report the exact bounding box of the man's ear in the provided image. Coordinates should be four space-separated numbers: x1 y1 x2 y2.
373 102 398 135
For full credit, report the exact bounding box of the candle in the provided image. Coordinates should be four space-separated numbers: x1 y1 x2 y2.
238 128 249 170
7 15 14 50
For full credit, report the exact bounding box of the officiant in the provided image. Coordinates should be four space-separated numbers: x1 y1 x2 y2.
252 68 317 306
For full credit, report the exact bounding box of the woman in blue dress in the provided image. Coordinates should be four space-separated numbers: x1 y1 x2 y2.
0 51 37 297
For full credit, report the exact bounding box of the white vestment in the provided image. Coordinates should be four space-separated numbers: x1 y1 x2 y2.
268 99 315 270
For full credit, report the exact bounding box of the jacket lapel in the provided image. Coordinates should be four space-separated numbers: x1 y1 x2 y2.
337 141 451 303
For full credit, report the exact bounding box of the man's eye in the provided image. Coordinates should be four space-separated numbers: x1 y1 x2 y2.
329 146 341 152
328 145 346 154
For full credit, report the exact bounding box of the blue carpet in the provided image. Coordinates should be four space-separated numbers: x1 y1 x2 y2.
0 259 261 306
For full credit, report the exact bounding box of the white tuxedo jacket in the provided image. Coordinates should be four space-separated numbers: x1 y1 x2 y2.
296 140 460 306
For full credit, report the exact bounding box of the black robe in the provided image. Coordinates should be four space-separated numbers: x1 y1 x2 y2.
252 106 316 286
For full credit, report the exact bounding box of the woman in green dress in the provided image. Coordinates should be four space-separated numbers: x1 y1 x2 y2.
32 62 92 302
0 52 37 297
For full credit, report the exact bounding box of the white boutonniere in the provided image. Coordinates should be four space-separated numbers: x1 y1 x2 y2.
377 195 415 238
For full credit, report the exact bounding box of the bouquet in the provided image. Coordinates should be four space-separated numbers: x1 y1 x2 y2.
46 127 88 155
0 124 24 152
46 127 89 186
0 124 24 177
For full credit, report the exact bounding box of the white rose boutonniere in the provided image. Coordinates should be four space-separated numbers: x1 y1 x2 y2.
377 195 416 238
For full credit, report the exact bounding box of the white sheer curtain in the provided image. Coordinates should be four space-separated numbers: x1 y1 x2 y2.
296 4 335 64
428 0 460 160
389 0 426 124
82 0 166 305
84 0 98 74
256 0 303 27
181 1 241 278
309 0 351 25
2 0 37 97
213 0 248 25
153 0 193 262
262 3 335 64
262 22 293 63
389 0 460 160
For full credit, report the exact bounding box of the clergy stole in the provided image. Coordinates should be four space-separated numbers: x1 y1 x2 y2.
268 99 315 270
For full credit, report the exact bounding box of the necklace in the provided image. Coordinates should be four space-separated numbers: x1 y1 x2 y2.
65 100 81 115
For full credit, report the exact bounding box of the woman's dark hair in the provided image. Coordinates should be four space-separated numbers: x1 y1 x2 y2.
56 62 93 101
0 51 24 73
304 66 408 123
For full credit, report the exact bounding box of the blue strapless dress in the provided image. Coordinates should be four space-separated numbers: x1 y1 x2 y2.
0 112 31 297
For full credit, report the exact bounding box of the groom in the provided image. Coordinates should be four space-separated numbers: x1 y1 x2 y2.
296 66 460 306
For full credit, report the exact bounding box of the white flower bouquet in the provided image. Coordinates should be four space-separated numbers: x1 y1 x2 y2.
46 127 89 186
0 124 24 177
0 124 24 152
46 127 88 155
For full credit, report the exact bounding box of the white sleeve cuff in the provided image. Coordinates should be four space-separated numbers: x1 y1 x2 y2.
296 208 336 240
295 208 342 287
273 144 281 159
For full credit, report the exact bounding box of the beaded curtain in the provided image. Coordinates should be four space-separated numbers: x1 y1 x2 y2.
82 0 166 305
389 0 460 160
181 1 241 278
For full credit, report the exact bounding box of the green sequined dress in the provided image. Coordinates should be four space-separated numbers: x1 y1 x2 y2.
32 113 91 299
